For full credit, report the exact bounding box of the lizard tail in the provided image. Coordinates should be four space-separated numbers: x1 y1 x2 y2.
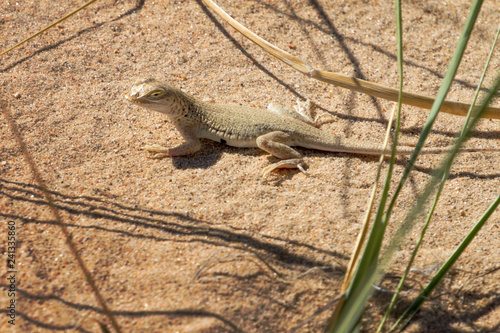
324 146 500 156
417 147 500 155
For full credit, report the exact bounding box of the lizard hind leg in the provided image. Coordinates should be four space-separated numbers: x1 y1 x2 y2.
256 131 307 176
267 99 319 127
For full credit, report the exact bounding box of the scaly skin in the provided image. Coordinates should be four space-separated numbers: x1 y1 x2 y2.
125 78 495 175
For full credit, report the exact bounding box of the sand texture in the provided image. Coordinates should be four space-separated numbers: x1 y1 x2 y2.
1 0 499 332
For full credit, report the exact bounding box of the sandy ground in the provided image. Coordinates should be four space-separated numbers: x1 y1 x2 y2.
1 0 499 332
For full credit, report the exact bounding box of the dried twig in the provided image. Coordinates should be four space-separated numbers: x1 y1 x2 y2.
200 0 500 119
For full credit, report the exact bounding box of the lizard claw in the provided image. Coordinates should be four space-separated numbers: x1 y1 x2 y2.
262 159 308 177
297 163 307 174
142 144 170 159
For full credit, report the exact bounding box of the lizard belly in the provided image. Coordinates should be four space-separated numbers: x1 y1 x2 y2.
198 130 258 148
222 137 258 148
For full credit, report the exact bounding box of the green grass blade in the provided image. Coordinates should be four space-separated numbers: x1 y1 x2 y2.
393 192 500 331
382 69 500 330
459 24 500 135
327 1 485 332
327 0 404 330
381 0 484 233
380 70 500 331
378 23 500 333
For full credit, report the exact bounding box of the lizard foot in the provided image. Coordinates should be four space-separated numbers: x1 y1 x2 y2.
142 144 170 159
262 159 307 177
294 99 317 124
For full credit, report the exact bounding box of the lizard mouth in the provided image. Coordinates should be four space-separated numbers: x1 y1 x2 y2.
124 94 150 105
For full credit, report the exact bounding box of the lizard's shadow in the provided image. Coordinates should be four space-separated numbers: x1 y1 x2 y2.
273 149 500 180
170 140 225 170
171 143 500 180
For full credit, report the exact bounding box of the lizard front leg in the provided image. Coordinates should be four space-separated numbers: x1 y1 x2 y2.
256 131 307 176
142 126 201 158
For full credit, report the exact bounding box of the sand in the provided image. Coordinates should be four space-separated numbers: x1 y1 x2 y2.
1 0 499 332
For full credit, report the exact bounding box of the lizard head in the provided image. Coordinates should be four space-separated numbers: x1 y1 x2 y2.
125 78 185 115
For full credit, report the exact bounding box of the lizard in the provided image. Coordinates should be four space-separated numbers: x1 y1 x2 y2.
125 78 496 176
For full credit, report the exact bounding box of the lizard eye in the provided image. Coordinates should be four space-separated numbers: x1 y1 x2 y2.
147 89 165 98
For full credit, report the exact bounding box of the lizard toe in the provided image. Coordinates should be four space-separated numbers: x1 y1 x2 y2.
142 144 171 158
262 159 307 177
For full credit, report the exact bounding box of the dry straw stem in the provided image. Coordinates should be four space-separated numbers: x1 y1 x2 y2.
3 0 498 119
340 104 399 292
0 0 100 57
327 103 399 327
201 0 500 119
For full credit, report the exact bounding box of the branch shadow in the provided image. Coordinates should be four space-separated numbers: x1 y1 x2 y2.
0 178 348 269
1 0 146 73
0 287 243 332
275 148 500 180
194 0 306 101
371 278 500 332
1 175 347 331
255 0 488 93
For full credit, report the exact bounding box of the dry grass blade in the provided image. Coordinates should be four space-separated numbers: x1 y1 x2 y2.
341 103 398 292
328 103 399 327
200 0 500 119
0 0 100 57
